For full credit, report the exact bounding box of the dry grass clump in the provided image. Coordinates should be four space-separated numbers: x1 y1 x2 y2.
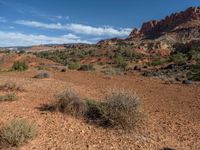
40 88 143 129
0 93 17 102
0 119 37 147
0 82 24 92
85 99 110 127
54 88 88 117
86 89 142 129
104 90 142 129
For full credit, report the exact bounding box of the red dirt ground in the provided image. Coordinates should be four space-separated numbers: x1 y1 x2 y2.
0 69 199 150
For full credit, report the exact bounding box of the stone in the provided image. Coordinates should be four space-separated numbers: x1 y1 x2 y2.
182 80 193 84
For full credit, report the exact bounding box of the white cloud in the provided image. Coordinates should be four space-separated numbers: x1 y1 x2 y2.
15 20 65 29
15 20 132 37
40 15 70 21
67 24 132 36
0 31 91 47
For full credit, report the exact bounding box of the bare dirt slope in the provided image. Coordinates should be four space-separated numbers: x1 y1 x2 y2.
0 70 199 150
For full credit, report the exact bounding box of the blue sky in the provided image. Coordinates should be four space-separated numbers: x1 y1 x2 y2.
0 0 199 47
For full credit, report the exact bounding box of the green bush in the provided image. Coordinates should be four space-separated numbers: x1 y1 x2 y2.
171 53 187 65
187 61 200 81
124 50 144 60
12 61 28 71
68 62 81 70
114 55 127 69
1 119 37 147
148 58 169 66
36 66 47 70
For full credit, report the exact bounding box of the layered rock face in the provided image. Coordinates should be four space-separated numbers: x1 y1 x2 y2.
129 7 200 39
98 6 200 55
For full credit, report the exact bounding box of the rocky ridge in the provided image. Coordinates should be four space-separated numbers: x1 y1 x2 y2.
99 7 200 53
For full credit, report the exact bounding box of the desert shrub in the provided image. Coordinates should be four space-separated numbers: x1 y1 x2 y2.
124 50 144 60
187 49 200 61
102 67 123 76
104 90 142 129
86 90 142 129
171 53 187 65
54 88 88 117
0 82 24 92
12 61 28 71
85 99 106 120
68 62 81 70
98 62 106 66
42 88 142 129
0 119 37 147
35 49 93 65
85 99 111 127
33 72 50 79
114 55 127 69
0 93 17 101
148 58 170 66
18 50 26 54
36 66 47 70
187 61 200 81
78 64 95 71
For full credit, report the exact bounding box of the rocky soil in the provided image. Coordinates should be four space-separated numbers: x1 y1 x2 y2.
0 69 199 150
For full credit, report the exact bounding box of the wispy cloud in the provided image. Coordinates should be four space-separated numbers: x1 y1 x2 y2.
38 14 70 21
15 20 64 29
0 17 6 23
67 24 131 37
15 20 131 37
0 31 90 47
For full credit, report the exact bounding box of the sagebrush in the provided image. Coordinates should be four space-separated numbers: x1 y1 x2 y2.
54 88 88 117
0 119 37 147
45 88 143 129
0 82 24 92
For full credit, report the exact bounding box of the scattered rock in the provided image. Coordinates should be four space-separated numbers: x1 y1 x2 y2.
134 66 142 71
61 68 67 72
182 80 193 84
33 72 50 79
161 147 175 150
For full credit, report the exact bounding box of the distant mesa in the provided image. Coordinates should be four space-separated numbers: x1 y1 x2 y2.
98 6 200 53
129 6 200 39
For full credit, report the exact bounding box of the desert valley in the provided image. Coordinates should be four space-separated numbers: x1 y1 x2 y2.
0 4 199 150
